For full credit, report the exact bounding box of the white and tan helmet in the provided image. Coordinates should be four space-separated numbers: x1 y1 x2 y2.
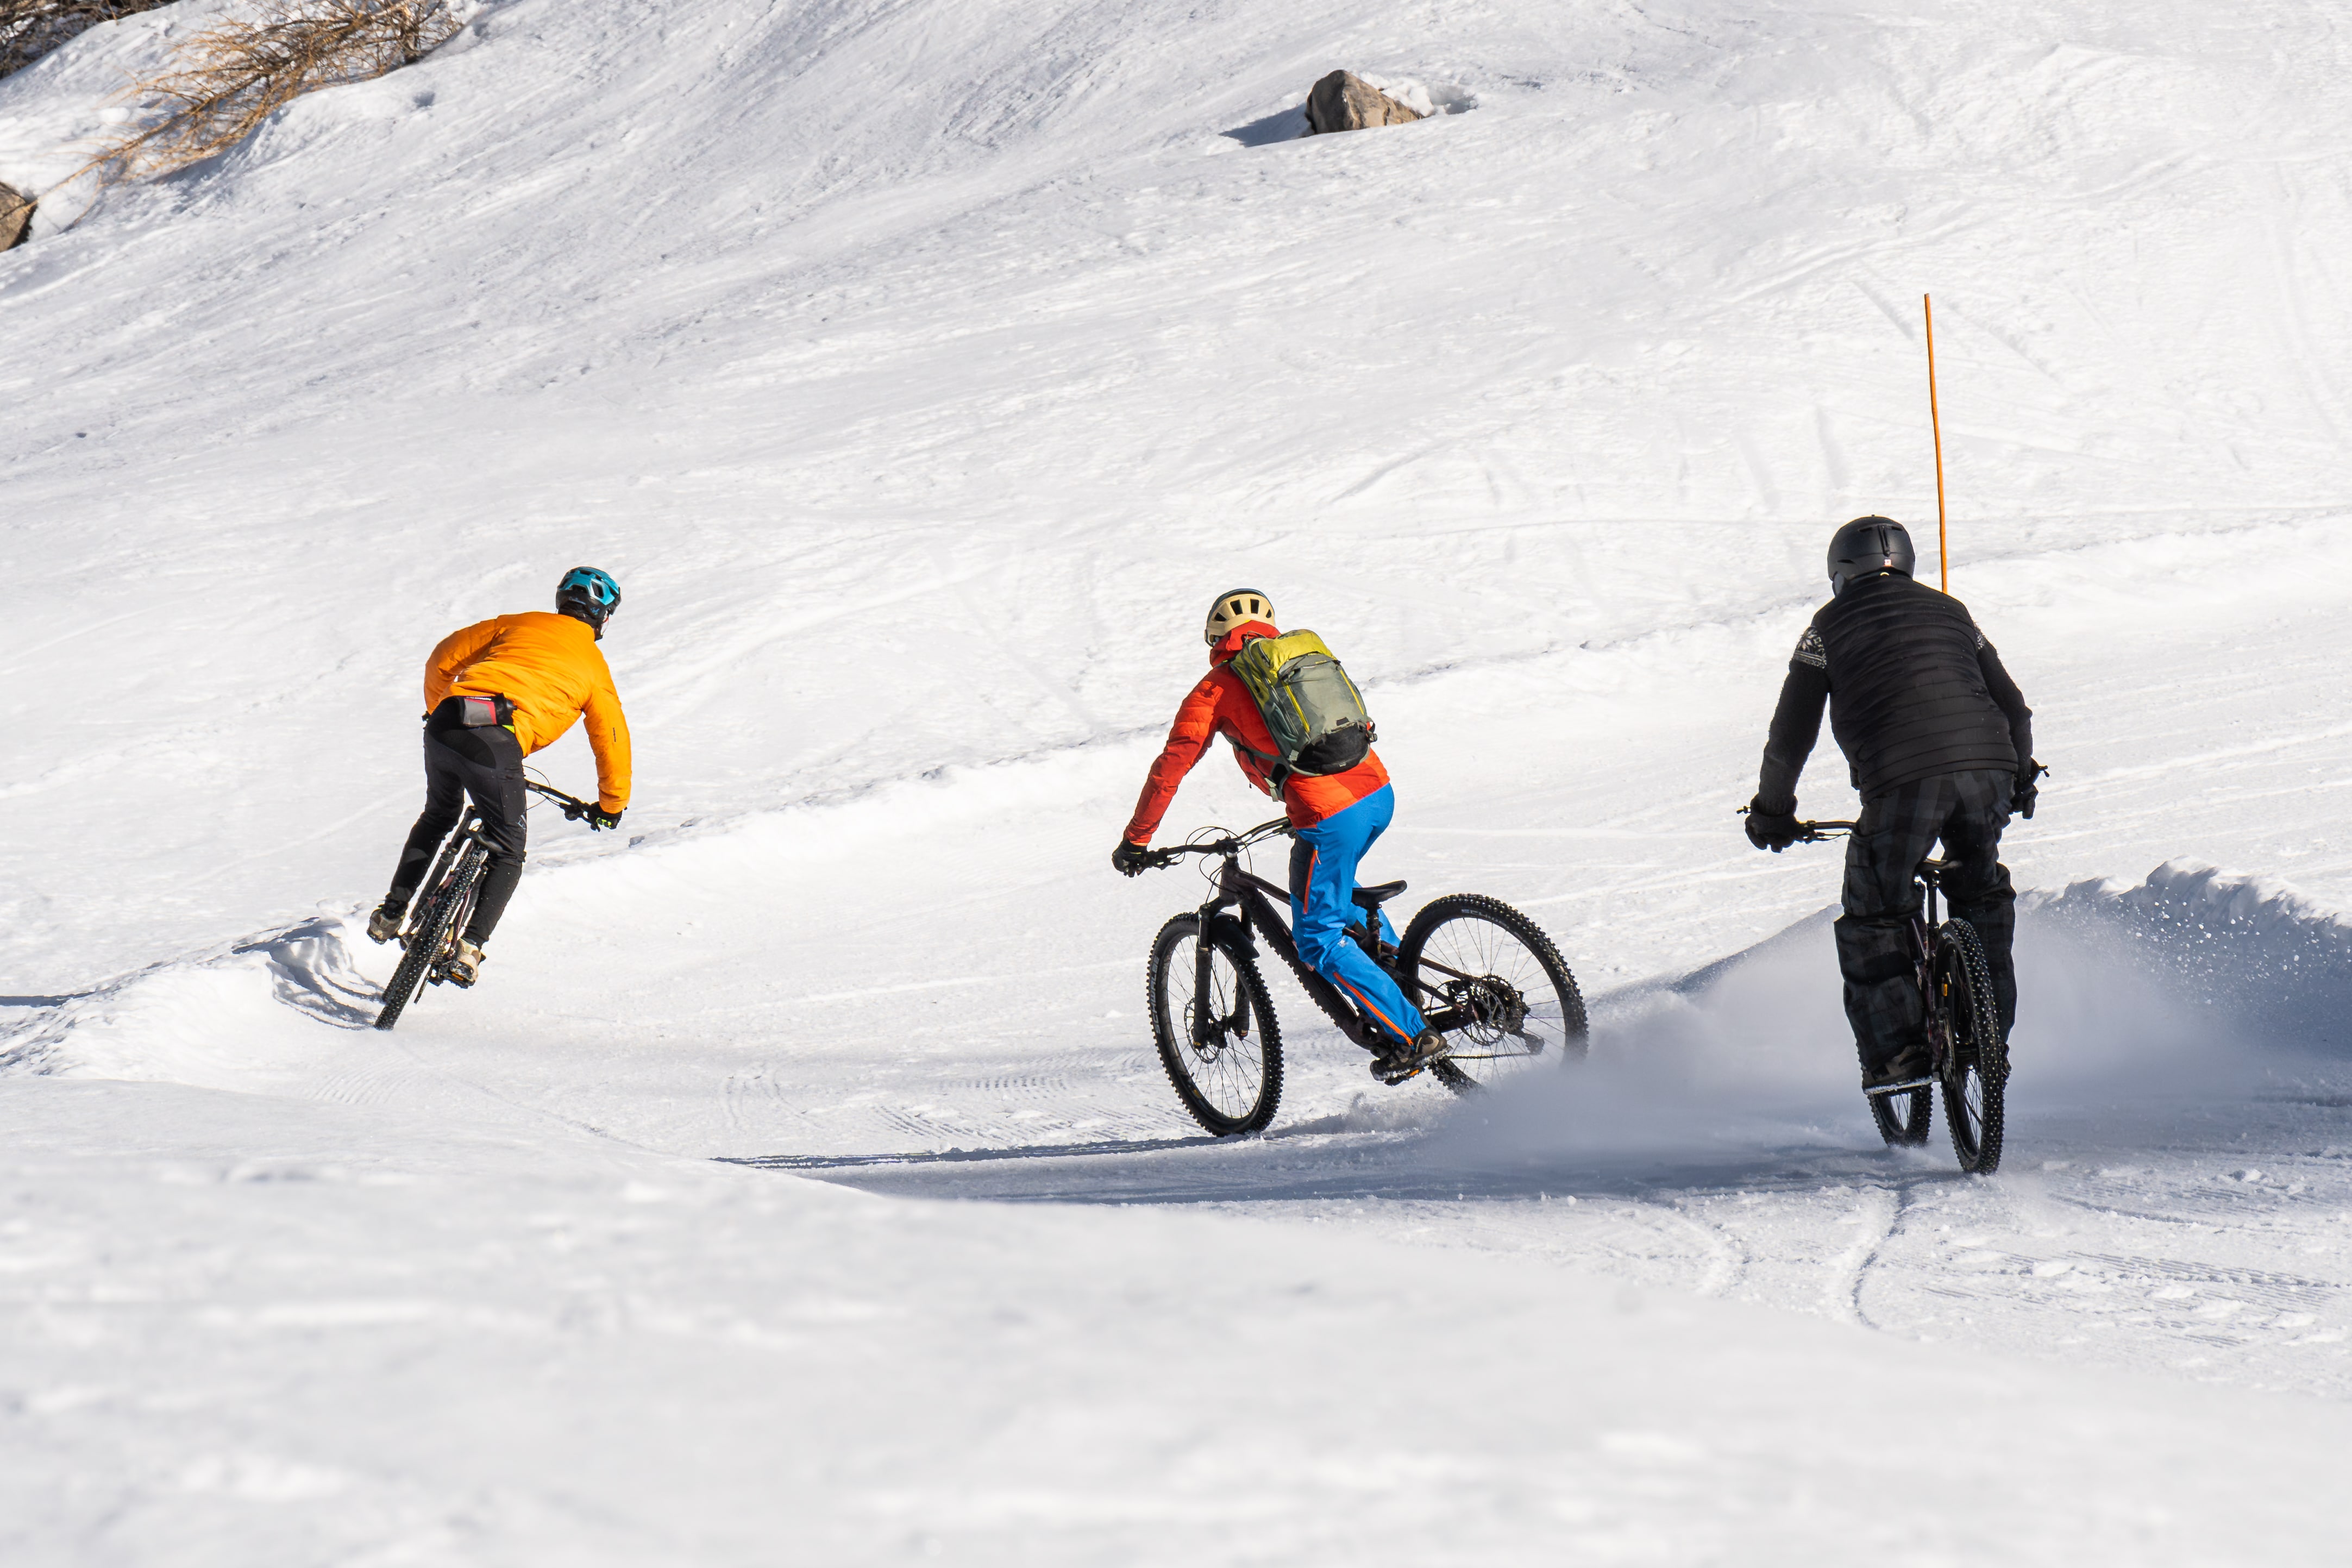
1203 587 1276 645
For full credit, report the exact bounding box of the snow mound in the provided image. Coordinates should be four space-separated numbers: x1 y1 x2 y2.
0 914 375 1083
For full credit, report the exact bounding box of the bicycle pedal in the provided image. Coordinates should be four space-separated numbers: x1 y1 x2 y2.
1865 1075 1933 1097
1369 1053 1438 1086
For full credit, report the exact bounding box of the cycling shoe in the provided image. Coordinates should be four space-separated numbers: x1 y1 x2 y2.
446 939 486 988
1370 1029 1450 1084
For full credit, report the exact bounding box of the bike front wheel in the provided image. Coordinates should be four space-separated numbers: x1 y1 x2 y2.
1147 913 1283 1136
1396 894 1587 1094
1935 918 2008 1173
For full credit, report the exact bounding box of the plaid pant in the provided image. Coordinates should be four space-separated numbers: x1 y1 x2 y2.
1836 769 2017 1070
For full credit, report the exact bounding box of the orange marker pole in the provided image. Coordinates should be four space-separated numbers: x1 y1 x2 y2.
1924 292 1949 592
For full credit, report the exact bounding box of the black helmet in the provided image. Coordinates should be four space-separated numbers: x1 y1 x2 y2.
1826 517 1914 597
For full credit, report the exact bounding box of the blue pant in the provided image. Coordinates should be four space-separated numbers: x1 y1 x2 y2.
1288 785 1426 1049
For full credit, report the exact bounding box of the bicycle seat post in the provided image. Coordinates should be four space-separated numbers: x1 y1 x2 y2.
1916 857 1947 926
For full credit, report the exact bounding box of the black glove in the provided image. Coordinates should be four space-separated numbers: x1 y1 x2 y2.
2013 760 2045 820
1113 841 1155 877
1744 795 1802 853
587 805 623 832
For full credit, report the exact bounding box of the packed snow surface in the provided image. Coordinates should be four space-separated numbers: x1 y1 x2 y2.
5 0 2352 1561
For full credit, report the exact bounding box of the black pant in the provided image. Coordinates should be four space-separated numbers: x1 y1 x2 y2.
387 705 529 945
1836 768 2016 1070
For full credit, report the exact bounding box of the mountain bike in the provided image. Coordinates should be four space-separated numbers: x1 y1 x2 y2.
1133 818 1586 1135
1797 819 2008 1173
372 778 594 1031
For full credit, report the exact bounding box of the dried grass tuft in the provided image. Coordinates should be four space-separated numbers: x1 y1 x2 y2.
80 0 460 185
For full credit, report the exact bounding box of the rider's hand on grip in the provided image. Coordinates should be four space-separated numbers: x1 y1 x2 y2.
2013 760 2045 820
1112 840 1155 877
1743 795 1802 853
587 805 623 831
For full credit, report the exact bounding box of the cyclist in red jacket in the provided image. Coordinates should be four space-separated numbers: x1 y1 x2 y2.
1114 589 1445 1077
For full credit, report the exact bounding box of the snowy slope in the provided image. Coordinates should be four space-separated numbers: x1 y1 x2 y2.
5 0 2352 1560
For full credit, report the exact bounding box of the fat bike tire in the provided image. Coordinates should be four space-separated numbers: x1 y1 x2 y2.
373 857 475 1031
1147 913 1282 1136
1396 894 1587 1095
1935 918 2008 1174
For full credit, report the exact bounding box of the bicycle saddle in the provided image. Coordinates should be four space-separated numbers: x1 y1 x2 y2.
1352 881 1408 911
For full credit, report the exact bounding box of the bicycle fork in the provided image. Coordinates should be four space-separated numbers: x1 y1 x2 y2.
1191 908 1221 1046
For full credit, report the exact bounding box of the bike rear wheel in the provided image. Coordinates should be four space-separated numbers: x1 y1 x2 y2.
1147 913 1282 1136
374 846 481 1031
1395 894 1586 1094
1935 918 2008 1173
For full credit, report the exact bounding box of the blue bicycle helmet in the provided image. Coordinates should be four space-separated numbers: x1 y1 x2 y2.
556 566 622 635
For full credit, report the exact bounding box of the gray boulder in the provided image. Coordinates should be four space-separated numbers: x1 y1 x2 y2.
0 181 30 251
1304 71 1423 135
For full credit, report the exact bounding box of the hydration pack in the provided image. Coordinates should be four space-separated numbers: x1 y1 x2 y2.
1226 630 1375 787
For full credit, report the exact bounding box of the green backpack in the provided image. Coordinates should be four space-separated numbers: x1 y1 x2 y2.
1226 630 1376 787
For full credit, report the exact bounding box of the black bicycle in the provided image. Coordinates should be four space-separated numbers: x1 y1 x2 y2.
373 778 594 1031
1133 818 1586 1134
1797 819 2008 1172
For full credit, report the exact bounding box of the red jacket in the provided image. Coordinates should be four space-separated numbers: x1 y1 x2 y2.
1121 622 1390 844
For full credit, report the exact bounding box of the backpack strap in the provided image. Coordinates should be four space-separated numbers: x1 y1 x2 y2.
1225 736 1289 794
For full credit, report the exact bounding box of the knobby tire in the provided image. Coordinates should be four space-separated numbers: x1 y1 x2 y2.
1936 918 2007 1173
374 847 480 1031
1395 894 1586 1096
1147 913 1283 1136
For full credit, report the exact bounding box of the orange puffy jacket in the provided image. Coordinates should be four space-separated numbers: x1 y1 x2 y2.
1121 622 1389 845
424 611 632 813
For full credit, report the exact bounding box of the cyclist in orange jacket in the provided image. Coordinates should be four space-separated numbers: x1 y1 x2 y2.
1114 589 1445 1077
365 567 631 986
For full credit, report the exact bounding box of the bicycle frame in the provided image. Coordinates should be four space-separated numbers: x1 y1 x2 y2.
405 808 479 932
1176 823 1497 1049
399 808 489 965
1908 859 1956 1083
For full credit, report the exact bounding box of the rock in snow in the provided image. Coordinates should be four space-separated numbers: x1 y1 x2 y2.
0 181 30 250
1304 70 1422 134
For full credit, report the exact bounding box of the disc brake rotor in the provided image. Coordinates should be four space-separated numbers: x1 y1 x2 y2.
1445 976 1528 1045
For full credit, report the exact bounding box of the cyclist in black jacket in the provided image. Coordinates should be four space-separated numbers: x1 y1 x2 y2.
1745 517 2043 1091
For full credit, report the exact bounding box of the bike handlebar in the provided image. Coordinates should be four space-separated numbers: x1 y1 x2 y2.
525 779 596 821
1737 804 1856 844
1142 817 1292 868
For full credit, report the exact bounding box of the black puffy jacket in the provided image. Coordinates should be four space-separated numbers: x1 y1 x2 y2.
1757 571 2031 807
